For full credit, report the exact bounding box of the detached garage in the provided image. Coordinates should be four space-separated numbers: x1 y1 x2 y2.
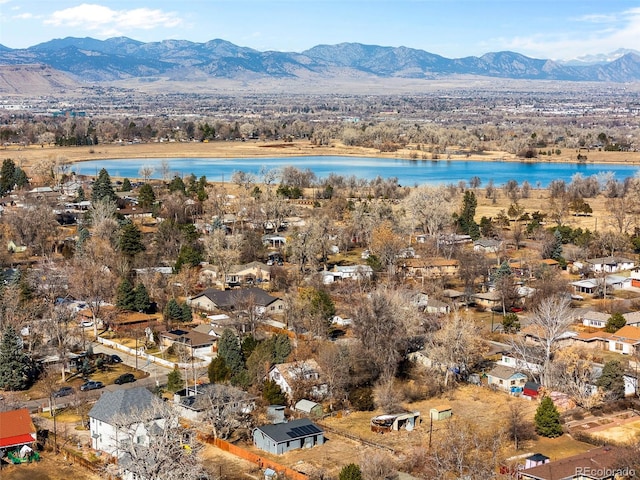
253 419 324 455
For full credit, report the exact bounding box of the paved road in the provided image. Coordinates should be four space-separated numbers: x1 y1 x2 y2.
14 341 172 413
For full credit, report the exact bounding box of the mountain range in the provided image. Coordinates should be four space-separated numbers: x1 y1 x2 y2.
1 37 640 83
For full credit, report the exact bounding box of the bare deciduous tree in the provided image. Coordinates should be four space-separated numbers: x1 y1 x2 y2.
408 417 503 480
351 288 421 380
316 342 351 411
204 230 241 289
510 294 574 387
69 238 116 337
197 384 255 441
428 312 488 387
108 398 211 480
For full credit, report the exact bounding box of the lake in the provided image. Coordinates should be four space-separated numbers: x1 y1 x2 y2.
72 156 640 187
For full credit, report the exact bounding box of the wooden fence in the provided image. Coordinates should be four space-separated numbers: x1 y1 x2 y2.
202 436 308 480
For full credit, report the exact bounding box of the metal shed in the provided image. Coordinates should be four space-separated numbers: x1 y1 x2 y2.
429 405 452 421
294 399 323 418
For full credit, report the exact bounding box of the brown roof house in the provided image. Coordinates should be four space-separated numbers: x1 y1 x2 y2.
402 257 459 279
159 328 217 358
604 325 640 356
519 446 625 480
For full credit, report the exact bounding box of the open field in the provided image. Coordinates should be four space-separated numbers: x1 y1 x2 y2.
1 454 102 480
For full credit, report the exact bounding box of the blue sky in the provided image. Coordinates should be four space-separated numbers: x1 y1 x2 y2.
1 0 639 60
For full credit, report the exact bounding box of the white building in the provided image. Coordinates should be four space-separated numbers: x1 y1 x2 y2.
88 387 160 456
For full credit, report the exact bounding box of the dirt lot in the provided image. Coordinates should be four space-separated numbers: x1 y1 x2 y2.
589 418 640 443
571 411 640 444
0 454 102 480
200 444 261 480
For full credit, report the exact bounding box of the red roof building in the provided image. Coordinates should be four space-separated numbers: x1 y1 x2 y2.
0 408 37 449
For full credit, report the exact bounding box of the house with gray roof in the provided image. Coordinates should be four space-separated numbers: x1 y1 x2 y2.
88 387 158 455
578 256 636 273
253 418 324 454
486 365 527 393
188 287 284 315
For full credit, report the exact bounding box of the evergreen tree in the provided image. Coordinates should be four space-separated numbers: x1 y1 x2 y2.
0 325 33 390
76 225 90 252
164 299 183 321
133 283 151 313
604 313 626 333
121 178 132 192
167 367 184 392
241 335 259 359
339 464 363 480
348 387 375 411
13 168 28 189
263 379 286 405
502 313 521 333
230 369 251 389
457 190 480 240
551 229 563 260
174 245 203 272
308 288 336 321
185 174 198 196
138 183 156 208
76 186 86 202
596 360 625 399
0 159 16 195
534 396 563 438
168 176 186 194
218 329 244 375
119 222 145 258
116 278 136 310
180 303 193 323
91 168 117 203
272 334 292 364
208 356 231 384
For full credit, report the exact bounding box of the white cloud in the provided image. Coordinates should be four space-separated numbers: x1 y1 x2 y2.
503 7 640 60
43 3 182 35
574 13 618 24
13 13 34 19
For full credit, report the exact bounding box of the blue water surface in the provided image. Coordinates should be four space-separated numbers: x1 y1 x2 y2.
73 156 640 187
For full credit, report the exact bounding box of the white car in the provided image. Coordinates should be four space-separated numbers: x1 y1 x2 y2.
79 320 94 328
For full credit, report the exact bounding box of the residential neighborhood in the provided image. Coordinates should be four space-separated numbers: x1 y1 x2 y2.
1 105 640 480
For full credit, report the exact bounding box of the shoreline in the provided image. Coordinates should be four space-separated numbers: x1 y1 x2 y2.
3 140 640 170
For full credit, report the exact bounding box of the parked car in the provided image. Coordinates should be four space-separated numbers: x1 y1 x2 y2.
110 354 123 363
79 320 94 328
114 373 135 385
80 380 104 391
53 386 74 398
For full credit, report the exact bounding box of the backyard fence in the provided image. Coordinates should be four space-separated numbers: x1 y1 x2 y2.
202 435 309 480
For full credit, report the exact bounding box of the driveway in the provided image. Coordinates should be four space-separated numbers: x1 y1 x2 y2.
91 341 171 390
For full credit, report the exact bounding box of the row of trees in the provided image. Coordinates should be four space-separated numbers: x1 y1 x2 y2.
3 91 640 153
